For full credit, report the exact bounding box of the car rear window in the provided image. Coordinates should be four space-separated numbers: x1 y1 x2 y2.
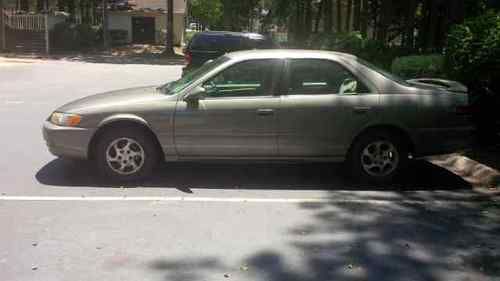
246 38 275 49
190 35 243 51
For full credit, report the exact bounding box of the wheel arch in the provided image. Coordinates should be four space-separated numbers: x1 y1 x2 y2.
88 115 163 161
347 124 416 157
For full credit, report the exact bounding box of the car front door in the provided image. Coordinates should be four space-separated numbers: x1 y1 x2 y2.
174 59 283 157
277 58 379 158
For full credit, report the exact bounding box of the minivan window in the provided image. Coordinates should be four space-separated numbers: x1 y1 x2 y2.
190 35 243 51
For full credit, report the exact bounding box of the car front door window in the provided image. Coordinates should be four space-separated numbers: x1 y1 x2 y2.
203 59 280 98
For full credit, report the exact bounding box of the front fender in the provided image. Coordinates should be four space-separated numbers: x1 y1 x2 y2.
98 114 152 129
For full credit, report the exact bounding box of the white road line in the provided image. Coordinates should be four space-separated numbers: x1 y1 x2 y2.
4 101 25 104
0 196 492 205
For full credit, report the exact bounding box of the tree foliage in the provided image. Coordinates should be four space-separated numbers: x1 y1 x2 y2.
445 11 500 86
189 0 223 28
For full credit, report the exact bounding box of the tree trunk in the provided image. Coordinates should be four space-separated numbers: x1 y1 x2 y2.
405 0 417 48
0 0 5 51
353 0 361 31
19 0 29 11
336 0 342 33
223 0 232 30
345 0 352 32
164 0 175 55
376 0 391 42
315 0 324 33
324 0 333 33
427 0 440 49
68 0 75 20
360 0 368 37
102 0 108 48
305 0 313 35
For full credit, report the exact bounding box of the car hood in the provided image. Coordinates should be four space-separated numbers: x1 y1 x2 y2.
56 85 170 114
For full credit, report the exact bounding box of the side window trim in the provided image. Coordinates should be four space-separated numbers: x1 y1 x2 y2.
282 58 375 96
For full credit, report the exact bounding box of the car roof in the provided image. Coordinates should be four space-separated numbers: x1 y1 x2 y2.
225 49 358 61
195 31 267 40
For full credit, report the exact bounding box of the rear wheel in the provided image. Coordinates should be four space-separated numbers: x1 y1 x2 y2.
348 131 409 183
94 126 159 181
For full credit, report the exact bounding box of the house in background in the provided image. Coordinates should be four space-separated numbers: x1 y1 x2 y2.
108 0 186 46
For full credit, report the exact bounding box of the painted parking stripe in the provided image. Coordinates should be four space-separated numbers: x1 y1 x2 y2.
0 196 495 204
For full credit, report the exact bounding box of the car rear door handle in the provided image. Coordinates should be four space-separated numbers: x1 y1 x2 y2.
353 106 371 114
257 109 275 116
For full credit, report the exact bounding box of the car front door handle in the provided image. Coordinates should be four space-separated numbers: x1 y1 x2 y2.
353 106 372 114
257 109 275 116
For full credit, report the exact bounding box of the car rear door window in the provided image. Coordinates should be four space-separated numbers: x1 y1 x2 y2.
287 59 370 95
203 59 282 98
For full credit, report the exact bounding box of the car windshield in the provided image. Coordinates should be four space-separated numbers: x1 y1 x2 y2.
356 58 411 87
161 56 230 94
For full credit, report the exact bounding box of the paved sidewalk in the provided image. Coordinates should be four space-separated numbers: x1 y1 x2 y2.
0 44 185 65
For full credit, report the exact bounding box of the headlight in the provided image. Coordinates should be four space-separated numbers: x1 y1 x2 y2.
50 112 82 127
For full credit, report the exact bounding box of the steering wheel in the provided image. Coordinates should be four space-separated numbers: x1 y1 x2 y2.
205 80 220 96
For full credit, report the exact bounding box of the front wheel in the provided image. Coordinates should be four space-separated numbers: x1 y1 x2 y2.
94 127 159 182
348 131 409 183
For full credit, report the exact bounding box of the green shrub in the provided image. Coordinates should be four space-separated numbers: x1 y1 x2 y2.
51 22 100 51
51 22 78 50
185 30 198 44
392 55 446 79
445 11 500 87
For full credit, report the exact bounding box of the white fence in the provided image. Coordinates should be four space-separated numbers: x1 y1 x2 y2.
3 10 47 31
1 9 49 53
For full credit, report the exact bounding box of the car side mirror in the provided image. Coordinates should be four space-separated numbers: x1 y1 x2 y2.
184 86 206 103
203 59 214 65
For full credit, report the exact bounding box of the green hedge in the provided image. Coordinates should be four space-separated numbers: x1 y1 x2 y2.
392 55 446 79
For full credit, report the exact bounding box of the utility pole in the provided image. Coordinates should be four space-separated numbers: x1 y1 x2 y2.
162 0 175 56
102 0 109 48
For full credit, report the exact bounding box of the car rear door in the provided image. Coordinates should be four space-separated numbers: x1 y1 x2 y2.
277 58 379 158
174 59 284 157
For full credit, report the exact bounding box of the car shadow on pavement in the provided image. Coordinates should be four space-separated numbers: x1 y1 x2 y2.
35 158 472 192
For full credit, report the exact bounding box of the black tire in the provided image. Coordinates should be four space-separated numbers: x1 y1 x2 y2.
347 131 409 184
94 126 159 182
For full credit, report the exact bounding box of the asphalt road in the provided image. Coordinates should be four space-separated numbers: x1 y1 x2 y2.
0 58 499 281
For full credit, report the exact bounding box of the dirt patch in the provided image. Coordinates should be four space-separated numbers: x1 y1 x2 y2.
428 145 500 189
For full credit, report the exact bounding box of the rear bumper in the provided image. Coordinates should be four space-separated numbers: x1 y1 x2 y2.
414 126 476 157
43 121 95 160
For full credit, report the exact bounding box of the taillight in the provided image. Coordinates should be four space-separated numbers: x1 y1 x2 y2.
456 105 473 115
184 51 192 66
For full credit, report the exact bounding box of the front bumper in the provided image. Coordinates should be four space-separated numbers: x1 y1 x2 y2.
43 121 96 159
